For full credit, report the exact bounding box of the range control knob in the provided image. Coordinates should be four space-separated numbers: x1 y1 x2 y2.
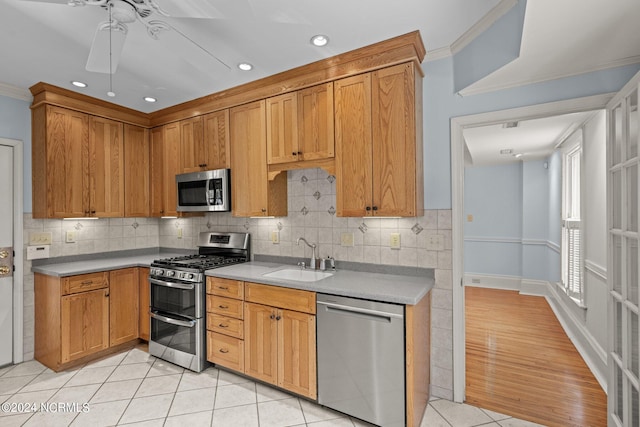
186 273 194 280
156 269 164 276
166 271 175 277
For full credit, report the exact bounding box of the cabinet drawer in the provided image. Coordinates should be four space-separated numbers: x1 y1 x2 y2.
207 331 244 372
207 313 244 339
62 272 109 295
245 282 316 314
207 295 243 319
206 277 244 300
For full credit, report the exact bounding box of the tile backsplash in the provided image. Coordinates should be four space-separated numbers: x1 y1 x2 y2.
21 168 454 399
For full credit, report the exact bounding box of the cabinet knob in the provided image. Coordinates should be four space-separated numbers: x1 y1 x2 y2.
276 315 281 321
365 206 371 211
297 151 302 155
270 314 275 320
292 152 297 156
261 208 266 213
372 206 378 211
91 210 96 214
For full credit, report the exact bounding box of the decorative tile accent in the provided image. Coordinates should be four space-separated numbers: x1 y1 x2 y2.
411 223 424 235
74 222 83 230
358 223 368 233
174 220 182 228
301 207 309 216
244 220 250 230
131 221 139 229
313 191 321 200
326 175 335 183
206 220 213 229
300 175 308 183
276 222 283 231
327 206 336 216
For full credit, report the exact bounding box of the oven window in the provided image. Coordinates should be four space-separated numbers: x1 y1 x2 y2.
151 313 196 355
178 180 207 206
151 283 197 318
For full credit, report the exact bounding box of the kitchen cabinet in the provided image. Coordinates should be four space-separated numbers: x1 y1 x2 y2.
335 62 423 217
150 122 181 217
266 83 335 174
230 100 287 217
181 111 230 173
244 282 316 399
31 105 128 218
124 124 150 217
109 268 139 347
139 267 150 341
206 277 245 372
35 269 142 371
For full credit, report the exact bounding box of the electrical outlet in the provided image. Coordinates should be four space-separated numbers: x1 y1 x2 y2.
65 230 76 243
29 232 52 245
177 228 183 239
340 232 354 247
271 231 280 244
390 233 401 249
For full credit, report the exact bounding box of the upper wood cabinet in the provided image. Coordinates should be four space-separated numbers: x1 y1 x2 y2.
335 62 423 217
266 83 334 166
150 122 181 217
124 124 150 217
31 105 126 218
230 100 287 217
180 110 230 173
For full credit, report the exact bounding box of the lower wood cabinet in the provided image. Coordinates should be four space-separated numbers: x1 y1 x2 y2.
35 268 143 372
139 267 150 341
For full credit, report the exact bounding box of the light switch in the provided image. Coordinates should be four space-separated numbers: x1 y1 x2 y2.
29 232 52 245
340 232 354 247
177 228 183 239
390 233 401 249
65 230 76 243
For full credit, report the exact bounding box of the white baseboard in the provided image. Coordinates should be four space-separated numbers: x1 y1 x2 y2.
464 273 608 393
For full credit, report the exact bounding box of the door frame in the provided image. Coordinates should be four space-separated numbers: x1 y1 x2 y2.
0 137 24 364
450 93 613 402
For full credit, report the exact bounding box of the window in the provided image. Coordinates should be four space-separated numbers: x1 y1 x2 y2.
561 134 584 305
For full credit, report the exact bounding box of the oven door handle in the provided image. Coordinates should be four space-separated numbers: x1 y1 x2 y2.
149 277 195 290
150 311 196 328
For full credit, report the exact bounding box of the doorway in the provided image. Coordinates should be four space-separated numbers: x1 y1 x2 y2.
0 137 24 367
450 93 613 402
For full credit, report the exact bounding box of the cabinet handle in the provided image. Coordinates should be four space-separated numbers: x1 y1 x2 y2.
365 206 371 211
372 206 378 211
91 210 96 214
80 280 93 285
219 348 229 354
160 210 164 214
217 286 229 290
297 151 302 155
261 208 266 213
218 305 228 309
218 323 229 328
104 290 109 297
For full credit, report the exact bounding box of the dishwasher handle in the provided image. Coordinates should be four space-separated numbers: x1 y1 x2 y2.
317 300 403 322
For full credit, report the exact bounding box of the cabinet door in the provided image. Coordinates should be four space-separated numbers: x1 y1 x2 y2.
61 288 109 363
266 92 298 164
372 63 419 217
124 124 150 217
230 100 269 217
203 110 231 170
180 116 205 173
298 82 334 161
45 105 89 218
278 309 317 399
149 127 165 217
244 302 278 385
89 116 124 217
335 73 373 217
139 267 150 341
162 122 182 216
109 268 139 346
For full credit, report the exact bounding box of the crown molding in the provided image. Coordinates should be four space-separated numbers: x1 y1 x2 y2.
425 46 453 62
459 55 640 96
0 83 32 102
450 0 518 55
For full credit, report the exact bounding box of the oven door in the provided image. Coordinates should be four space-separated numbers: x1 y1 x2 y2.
149 311 205 372
149 277 202 319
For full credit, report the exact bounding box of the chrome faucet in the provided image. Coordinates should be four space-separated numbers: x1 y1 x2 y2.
296 237 318 269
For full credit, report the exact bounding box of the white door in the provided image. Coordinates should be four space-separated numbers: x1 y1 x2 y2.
0 144 14 366
607 71 639 427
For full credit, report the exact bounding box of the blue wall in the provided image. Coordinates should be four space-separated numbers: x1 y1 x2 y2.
0 95 31 212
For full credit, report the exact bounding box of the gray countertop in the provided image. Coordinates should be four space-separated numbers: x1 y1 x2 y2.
205 262 433 305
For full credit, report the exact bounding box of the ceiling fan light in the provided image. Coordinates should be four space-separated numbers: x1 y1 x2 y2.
71 81 87 88
311 34 329 47
144 96 157 103
107 91 116 97
238 63 253 71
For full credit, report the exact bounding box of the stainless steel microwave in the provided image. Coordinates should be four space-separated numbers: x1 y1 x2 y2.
176 169 230 212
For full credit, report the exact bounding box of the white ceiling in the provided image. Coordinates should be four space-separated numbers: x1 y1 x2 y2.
463 111 598 167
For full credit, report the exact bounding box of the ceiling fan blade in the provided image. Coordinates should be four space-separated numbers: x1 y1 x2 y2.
150 0 253 19
85 22 127 73
18 0 68 3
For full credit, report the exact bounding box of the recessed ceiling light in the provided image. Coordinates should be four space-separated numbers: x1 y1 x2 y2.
71 81 87 88
311 35 329 47
107 91 116 97
513 153 523 158
144 96 157 103
238 63 253 71
499 149 513 155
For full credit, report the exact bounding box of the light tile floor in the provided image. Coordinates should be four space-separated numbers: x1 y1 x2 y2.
0 347 545 427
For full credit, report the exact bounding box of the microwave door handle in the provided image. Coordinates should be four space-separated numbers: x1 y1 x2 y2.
150 311 196 328
148 277 195 290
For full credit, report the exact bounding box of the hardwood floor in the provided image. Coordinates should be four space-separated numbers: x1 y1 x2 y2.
465 286 607 427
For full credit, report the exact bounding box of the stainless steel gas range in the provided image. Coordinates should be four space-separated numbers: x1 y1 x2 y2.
148 232 250 372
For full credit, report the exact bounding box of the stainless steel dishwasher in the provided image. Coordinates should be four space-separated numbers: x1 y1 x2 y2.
316 294 405 427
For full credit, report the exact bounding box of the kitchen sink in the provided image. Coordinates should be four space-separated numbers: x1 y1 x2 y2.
262 268 333 282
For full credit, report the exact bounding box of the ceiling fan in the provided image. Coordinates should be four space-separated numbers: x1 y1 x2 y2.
22 0 231 73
